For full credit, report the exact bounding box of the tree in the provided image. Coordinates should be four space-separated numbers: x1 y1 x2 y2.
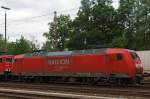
10 36 35 55
89 0 117 46
67 0 92 50
43 13 72 51
67 0 117 49
134 0 150 50
42 41 53 51
117 0 150 50
43 0 150 51
109 36 126 48
0 34 5 54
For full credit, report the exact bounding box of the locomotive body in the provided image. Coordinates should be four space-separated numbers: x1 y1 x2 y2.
0 55 13 75
9 48 143 84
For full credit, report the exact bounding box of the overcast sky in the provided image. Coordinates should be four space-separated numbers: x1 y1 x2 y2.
0 0 118 47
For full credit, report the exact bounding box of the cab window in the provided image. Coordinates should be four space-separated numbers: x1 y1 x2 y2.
14 59 18 63
14 59 22 63
0 58 2 63
116 53 123 61
130 52 140 60
6 58 13 63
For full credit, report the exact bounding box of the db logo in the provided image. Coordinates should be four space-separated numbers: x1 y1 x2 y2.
48 58 70 65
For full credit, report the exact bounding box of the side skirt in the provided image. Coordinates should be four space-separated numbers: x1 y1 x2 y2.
10 73 133 85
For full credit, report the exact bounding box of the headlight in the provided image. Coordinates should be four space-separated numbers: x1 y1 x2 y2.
136 63 143 68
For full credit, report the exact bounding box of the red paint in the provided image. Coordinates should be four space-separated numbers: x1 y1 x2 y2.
10 48 144 78
0 55 13 74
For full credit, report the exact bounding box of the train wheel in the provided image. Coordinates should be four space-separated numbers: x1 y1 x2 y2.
116 79 124 86
68 77 76 83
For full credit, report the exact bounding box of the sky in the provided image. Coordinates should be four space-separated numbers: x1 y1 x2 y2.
0 0 119 47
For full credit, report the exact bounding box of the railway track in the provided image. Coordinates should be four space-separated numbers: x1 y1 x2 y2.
0 88 124 99
0 89 62 99
0 82 149 98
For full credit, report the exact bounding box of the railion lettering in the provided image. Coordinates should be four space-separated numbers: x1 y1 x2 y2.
48 58 70 65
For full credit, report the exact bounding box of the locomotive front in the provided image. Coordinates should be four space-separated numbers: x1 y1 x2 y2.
130 51 144 82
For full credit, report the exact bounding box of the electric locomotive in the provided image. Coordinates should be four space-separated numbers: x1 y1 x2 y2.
0 48 144 84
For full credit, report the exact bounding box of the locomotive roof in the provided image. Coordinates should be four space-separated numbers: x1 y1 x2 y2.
0 55 13 58
24 49 107 57
47 49 106 56
14 54 25 59
107 48 132 54
15 48 133 58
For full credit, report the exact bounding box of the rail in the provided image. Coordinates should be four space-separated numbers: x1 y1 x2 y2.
0 88 121 99
0 82 149 98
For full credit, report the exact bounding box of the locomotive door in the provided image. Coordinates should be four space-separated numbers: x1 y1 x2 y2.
15 58 23 73
106 53 116 73
5 58 13 73
0 58 4 73
113 53 125 73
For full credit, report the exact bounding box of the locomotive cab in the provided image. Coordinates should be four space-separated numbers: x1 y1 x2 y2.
106 49 144 84
129 51 144 81
130 52 143 73
0 55 14 74
5 57 13 73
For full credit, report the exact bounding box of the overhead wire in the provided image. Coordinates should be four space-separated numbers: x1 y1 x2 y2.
0 7 79 26
0 7 79 40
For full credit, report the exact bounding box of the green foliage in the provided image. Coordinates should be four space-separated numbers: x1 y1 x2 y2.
42 41 53 51
42 0 150 51
0 35 5 52
109 36 126 48
43 14 72 51
0 0 149 54
6 36 37 55
67 0 118 50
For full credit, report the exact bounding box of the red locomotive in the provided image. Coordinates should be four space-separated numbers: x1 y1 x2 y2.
0 48 144 84
0 55 13 74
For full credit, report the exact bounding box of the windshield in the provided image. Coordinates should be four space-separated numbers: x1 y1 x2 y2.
130 52 140 61
6 58 13 63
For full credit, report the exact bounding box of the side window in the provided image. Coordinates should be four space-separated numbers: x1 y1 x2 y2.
14 59 22 64
130 52 140 60
116 53 123 61
14 59 18 63
0 58 2 63
6 58 13 63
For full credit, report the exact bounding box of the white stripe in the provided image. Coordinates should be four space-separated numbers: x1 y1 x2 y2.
0 88 126 99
